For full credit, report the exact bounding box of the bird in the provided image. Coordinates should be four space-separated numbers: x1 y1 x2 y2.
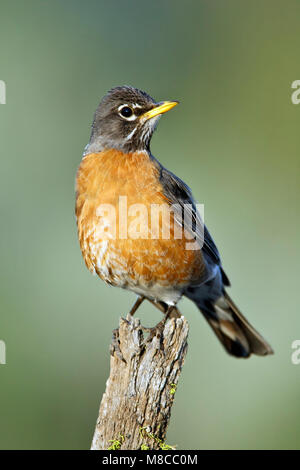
75 85 273 358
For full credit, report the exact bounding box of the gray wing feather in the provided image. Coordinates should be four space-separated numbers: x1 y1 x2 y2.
158 164 221 265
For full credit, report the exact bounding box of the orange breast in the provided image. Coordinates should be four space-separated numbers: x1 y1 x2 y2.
75 149 204 295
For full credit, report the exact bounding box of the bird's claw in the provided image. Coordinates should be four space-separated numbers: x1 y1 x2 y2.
141 319 166 351
110 328 126 363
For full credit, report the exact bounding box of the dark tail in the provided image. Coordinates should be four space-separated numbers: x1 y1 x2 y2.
199 292 274 358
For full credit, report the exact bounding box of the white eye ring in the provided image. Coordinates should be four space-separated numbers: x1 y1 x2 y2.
118 104 137 121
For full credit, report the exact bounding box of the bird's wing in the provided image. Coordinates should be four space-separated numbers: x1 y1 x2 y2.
157 163 221 265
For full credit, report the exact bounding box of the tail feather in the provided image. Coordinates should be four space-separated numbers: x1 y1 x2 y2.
201 293 273 358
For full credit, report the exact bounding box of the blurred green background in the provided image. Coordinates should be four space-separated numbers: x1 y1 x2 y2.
0 0 299 450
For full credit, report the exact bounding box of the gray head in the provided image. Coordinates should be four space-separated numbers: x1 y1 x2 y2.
85 86 178 154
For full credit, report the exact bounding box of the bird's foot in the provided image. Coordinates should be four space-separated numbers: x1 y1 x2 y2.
110 297 145 363
110 328 126 363
141 318 166 349
110 301 181 360
141 306 176 350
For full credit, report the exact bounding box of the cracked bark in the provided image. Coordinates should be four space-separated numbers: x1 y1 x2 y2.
91 315 189 450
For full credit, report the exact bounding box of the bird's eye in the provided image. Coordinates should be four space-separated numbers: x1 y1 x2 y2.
118 104 136 120
120 106 132 117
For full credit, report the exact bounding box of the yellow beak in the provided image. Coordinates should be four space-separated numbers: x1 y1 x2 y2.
141 100 179 120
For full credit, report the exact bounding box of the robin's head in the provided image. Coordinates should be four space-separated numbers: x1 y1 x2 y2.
85 86 178 154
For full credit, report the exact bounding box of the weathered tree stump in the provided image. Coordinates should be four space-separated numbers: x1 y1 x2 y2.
91 315 189 450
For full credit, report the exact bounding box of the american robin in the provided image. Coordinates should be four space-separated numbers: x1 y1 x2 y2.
76 86 273 358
